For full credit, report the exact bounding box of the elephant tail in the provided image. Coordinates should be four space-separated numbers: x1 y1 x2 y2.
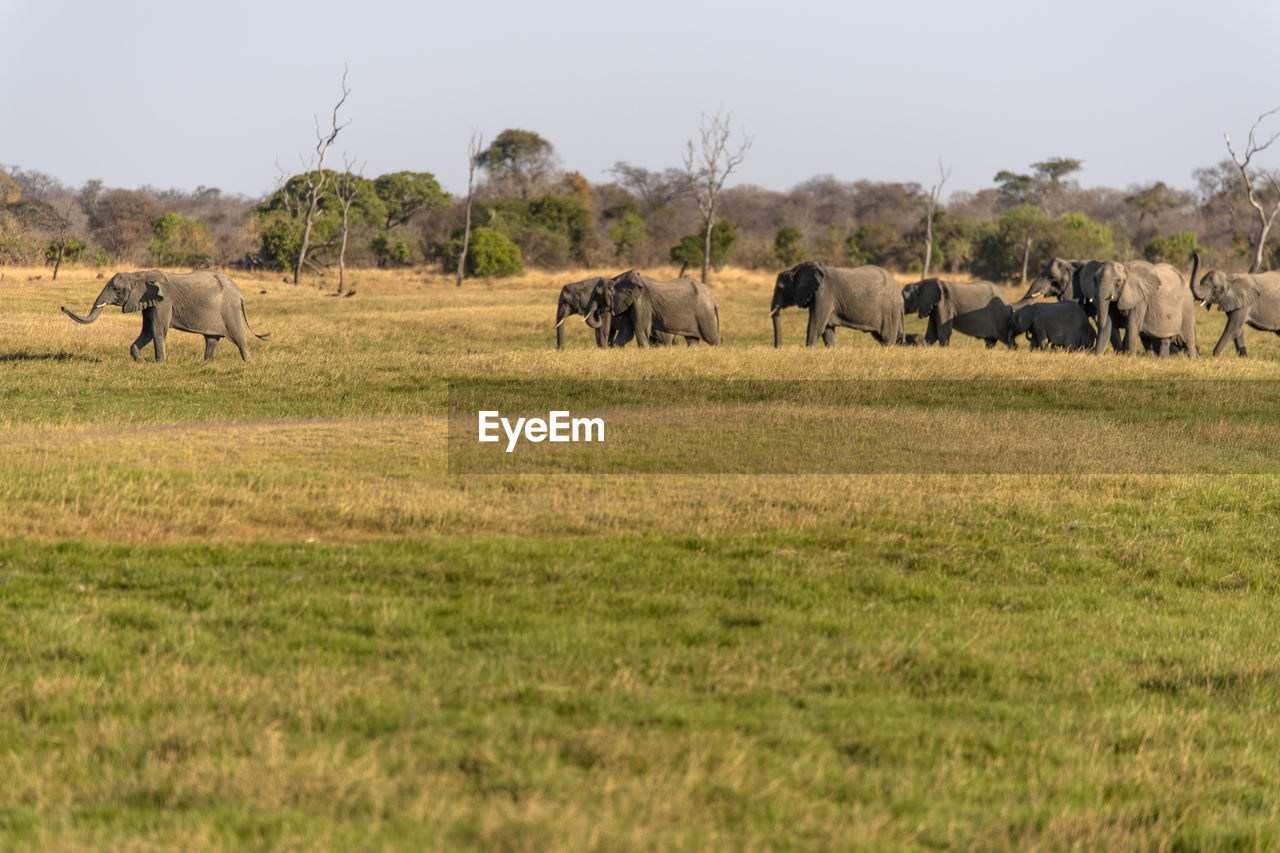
242 302 271 340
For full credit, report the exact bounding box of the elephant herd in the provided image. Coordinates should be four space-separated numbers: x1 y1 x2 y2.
558 255 1280 358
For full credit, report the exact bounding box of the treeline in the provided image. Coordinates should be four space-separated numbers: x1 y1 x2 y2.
2 131 1277 281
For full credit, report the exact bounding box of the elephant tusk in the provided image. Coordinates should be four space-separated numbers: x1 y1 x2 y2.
769 307 780 317
555 317 568 328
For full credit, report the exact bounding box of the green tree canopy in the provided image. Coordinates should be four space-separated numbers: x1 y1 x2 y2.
475 129 558 198
254 170 384 269
670 220 737 269
373 171 449 231
774 227 806 266
150 212 215 267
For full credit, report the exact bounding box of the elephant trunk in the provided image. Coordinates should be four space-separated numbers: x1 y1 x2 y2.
555 305 570 349
62 284 114 324
61 303 104 324
1187 251 1208 307
584 309 602 330
771 309 782 348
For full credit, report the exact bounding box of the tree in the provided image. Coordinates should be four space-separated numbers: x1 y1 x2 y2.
774 227 806 266
670 220 737 269
475 129 557 199
334 159 362 295
373 171 449 232
455 227 523 277
609 212 649 263
1143 231 1199 268
89 189 161 261
1224 106 1280 272
149 212 214 268
609 162 691 213
292 67 351 283
683 110 751 284
922 160 950 278
992 157 1084 284
457 129 482 287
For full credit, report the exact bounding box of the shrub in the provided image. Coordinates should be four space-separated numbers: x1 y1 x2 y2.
463 228 523 277
669 220 738 269
774 227 806 266
1143 231 1199 267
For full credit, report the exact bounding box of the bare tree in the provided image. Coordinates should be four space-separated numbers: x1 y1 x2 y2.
922 159 950 279
334 156 362 296
456 129 482 288
294 67 352 284
683 110 752 284
1224 106 1280 272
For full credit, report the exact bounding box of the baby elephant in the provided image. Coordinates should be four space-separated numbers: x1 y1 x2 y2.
1009 301 1095 351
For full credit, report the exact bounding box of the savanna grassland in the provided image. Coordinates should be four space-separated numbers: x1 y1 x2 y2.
4 264 1280 850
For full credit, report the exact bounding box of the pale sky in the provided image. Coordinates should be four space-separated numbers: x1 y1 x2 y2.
5 0 1279 200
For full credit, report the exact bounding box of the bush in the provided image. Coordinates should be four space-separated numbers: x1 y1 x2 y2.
774 227 806 266
669 220 738 269
1143 231 1199 267
462 228 523 277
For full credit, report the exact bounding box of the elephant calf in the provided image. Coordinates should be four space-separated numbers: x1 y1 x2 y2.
1009 302 1096 351
63 269 269 362
902 278 1017 348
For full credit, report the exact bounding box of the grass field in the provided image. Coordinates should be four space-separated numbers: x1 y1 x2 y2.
4 263 1280 850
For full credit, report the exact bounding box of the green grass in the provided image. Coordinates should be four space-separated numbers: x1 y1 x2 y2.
3 265 1280 849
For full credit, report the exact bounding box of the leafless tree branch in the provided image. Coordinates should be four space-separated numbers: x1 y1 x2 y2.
683 109 752 284
1225 105 1280 272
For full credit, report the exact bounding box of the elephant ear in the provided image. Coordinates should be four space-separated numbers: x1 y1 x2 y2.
1115 265 1157 312
611 279 642 315
916 279 946 321
121 272 166 314
793 263 822 308
1219 277 1259 314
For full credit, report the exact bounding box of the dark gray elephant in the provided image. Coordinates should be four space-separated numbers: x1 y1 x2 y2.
1093 260 1197 357
1009 301 1096 351
1188 254 1280 356
62 269 269 362
1023 257 1124 351
902 278 1017 348
584 270 721 347
555 276 610 349
770 261 903 347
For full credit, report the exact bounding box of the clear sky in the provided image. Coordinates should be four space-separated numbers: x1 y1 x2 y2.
5 0 1279 201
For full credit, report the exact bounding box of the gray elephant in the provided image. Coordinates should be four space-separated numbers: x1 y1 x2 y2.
1188 253 1280 356
62 269 269 362
770 261 903 347
584 270 721 347
1009 301 1096 351
901 278 1017 348
1023 257 1124 351
1092 260 1197 357
555 276 611 349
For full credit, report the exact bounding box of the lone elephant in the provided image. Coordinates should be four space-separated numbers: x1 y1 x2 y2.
902 278 1017 348
62 269 269 362
770 261 903 347
1188 253 1280 356
584 270 721 347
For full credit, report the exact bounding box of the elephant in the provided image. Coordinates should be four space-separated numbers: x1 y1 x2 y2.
1188 254 1280 356
1092 260 1197 357
62 269 269 362
555 276 611 349
556 276 679 348
769 261 903 347
1009 301 1096 351
1023 257 1124 351
901 278 1017 348
584 269 721 347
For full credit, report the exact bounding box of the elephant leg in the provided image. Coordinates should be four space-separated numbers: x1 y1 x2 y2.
1156 339 1171 358
804 307 830 347
1031 329 1047 350
934 319 953 346
821 326 836 347
204 336 220 362
130 328 153 362
925 316 939 345
153 328 167 363
1235 328 1247 357
1214 312 1246 357
984 338 997 349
